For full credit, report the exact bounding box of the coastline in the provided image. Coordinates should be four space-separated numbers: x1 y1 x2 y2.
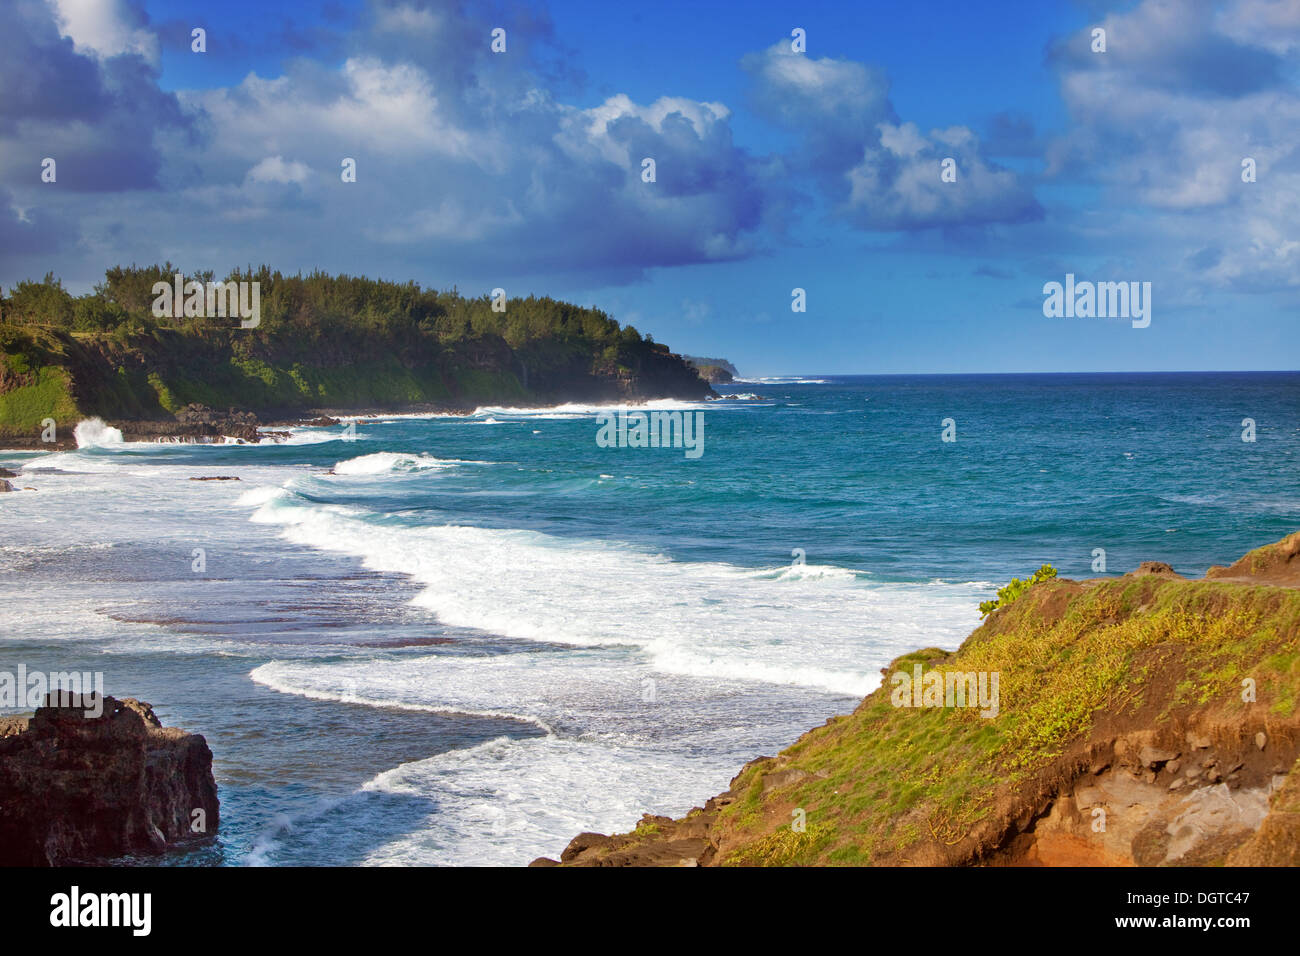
536 532 1300 867
6 378 1297 868
0 391 726 451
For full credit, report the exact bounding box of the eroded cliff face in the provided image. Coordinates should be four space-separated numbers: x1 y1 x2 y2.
536 532 1300 867
0 695 219 866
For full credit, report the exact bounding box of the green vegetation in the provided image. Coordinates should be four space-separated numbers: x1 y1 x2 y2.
712 573 1300 865
979 564 1058 617
0 265 710 433
682 354 736 385
724 820 836 866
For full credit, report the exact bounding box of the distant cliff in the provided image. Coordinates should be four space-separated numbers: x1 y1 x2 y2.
537 532 1300 867
0 267 715 441
0 695 219 865
682 355 737 384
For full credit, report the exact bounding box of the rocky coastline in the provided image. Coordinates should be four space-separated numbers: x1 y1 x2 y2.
0 695 219 866
535 532 1300 867
0 391 724 451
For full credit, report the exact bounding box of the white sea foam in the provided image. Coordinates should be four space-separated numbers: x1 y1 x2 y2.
331 452 460 475
733 377 830 385
14 451 174 476
260 429 342 446
234 485 288 507
246 492 983 697
471 399 711 420
248 641 822 865
234 731 739 867
357 735 732 865
250 661 553 732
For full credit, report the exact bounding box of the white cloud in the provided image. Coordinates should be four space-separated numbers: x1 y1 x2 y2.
1046 0 1300 290
46 0 158 65
245 157 313 186
745 43 1040 230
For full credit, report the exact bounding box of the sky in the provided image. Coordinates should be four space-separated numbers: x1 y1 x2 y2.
2 0 1297 375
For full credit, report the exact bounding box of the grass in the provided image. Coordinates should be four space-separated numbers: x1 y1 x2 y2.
711 575 1300 865
0 323 531 429
0 364 78 429
724 820 835 866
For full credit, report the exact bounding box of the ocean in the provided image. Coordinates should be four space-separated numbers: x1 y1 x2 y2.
1 372 1296 866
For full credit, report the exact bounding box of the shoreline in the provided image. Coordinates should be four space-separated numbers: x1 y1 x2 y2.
0 392 738 452
536 533 1300 867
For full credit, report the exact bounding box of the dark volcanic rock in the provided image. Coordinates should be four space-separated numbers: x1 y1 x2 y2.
0 694 219 865
170 403 261 442
174 403 256 427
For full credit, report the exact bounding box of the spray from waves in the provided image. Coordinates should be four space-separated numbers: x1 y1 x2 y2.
745 562 864 582
73 418 124 448
255 429 342 447
245 490 984 697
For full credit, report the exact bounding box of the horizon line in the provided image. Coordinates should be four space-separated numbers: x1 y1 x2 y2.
731 369 1300 378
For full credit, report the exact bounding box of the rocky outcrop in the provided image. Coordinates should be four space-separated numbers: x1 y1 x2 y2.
682 356 737 385
0 695 219 865
995 726 1297 866
168 403 262 443
1226 755 1300 865
696 365 734 385
1206 530 1300 587
1125 561 1183 579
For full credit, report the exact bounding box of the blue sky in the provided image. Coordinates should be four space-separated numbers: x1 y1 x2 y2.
3 0 1297 374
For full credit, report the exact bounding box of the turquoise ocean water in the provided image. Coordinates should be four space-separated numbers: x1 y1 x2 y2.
1 372 1296 864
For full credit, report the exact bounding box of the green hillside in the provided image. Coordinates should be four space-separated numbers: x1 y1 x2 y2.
0 266 712 438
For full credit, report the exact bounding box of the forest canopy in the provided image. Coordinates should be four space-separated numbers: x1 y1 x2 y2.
0 266 710 430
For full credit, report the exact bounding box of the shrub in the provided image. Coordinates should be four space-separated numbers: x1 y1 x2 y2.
979 564 1058 617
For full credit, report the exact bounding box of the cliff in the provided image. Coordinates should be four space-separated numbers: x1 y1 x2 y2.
0 695 219 865
682 355 737 384
535 532 1300 866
